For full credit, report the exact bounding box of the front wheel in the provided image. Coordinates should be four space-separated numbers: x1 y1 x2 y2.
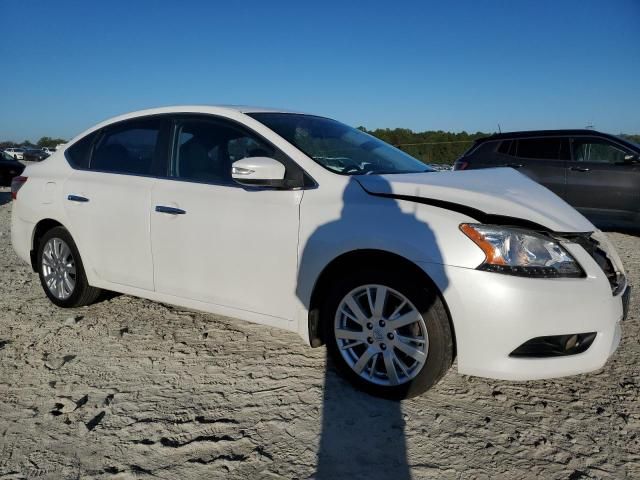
37 226 102 308
323 269 453 399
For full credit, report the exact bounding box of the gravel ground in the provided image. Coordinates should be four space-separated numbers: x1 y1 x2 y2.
0 186 638 480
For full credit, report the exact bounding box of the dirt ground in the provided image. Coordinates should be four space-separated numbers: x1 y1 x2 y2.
0 186 638 480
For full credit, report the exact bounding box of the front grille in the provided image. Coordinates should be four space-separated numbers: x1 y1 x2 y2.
556 233 625 295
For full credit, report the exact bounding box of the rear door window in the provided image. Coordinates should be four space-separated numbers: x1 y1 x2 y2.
516 138 569 160
91 118 169 175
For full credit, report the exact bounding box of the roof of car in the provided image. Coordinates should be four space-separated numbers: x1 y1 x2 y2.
63 105 316 150
476 129 619 143
122 105 307 117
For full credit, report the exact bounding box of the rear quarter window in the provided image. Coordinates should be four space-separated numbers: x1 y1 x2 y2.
65 131 99 169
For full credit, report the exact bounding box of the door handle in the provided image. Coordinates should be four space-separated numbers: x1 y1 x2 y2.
502 163 523 169
570 166 590 172
67 194 89 202
155 205 186 215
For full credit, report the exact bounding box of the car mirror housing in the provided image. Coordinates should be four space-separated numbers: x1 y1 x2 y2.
231 156 287 188
623 154 639 164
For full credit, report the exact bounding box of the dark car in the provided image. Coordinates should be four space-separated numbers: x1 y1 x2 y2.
454 130 640 229
22 148 49 162
0 150 25 186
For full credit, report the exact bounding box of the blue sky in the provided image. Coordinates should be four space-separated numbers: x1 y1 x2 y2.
1 0 639 141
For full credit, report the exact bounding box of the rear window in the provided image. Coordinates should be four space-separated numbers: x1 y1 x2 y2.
516 138 569 160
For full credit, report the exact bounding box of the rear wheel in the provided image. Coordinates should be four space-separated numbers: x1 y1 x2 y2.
37 226 101 308
323 268 453 399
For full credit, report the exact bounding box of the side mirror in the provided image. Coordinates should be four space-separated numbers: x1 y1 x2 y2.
231 157 286 187
624 154 639 164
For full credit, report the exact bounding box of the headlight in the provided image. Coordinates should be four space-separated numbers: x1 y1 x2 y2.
460 224 584 278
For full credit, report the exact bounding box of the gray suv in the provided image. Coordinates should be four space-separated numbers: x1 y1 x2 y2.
454 130 640 230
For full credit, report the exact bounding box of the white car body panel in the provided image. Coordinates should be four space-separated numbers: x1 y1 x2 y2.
150 178 302 321
64 170 155 290
10 105 627 383
357 169 594 232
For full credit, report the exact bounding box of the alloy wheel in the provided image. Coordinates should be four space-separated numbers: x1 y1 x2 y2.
334 284 429 386
41 238 76 300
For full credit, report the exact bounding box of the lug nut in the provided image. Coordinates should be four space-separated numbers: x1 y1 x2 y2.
387 332 394 340
379 320 386 327
367 337 374 344
380 343 387 350
366 322 373 330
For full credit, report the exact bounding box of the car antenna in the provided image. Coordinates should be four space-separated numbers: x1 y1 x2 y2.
497 123 502 133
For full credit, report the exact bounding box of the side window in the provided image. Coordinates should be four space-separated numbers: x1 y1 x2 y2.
173 119 275 184
516 138 569 160
497 140 516 156
91 119 167 175
66 131 99 169
572 138 629 164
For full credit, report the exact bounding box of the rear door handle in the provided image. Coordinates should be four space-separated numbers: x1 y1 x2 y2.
155 205 186 215
570 166 590 172
67 194 89 203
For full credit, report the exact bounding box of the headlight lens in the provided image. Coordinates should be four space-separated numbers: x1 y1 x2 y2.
460 224 584 278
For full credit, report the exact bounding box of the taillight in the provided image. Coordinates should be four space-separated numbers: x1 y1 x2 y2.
11 176 28 200
453 161 469 171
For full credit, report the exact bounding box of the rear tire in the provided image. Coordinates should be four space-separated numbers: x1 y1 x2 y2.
323 267 453 399
37 226 102 308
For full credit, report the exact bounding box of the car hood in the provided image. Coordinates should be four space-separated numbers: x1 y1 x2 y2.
356 168 594 232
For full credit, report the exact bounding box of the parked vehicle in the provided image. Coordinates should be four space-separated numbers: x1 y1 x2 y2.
0 150 25 186
22 148 49 162
41 147 56 155
4 148 24 160
453 130 640 230
10 107 629 398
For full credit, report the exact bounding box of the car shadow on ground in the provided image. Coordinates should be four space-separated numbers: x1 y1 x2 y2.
0 192 11 206
296 177 448 479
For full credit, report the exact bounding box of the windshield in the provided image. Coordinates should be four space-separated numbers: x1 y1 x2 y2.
248 113 433 175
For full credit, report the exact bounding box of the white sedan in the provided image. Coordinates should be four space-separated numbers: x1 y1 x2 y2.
4 148 24 160
10 106 629 398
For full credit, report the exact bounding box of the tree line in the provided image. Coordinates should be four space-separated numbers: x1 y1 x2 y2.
361 129 640 165
0 137 68 150
359 127 488 164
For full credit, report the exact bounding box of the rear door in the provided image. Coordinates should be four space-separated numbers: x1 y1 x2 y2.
63 116 170 290
508 137 570 199
566 136 640 227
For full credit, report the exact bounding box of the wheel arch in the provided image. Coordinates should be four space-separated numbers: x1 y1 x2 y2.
30 218 65 271
307 249 456 354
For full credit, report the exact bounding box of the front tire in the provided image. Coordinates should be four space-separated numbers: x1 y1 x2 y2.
323 268 453 399
37 226 102 308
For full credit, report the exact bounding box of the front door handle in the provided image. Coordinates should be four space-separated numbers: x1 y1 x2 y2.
67 194 89 203
570 166 590 172
155 205 186 215
501 163 523 169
